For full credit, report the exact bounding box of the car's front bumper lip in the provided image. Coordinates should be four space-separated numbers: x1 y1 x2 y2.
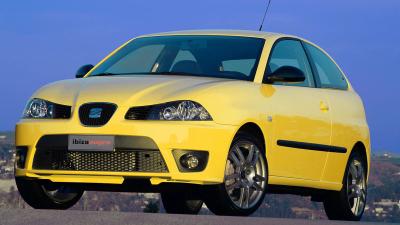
15 119 238 185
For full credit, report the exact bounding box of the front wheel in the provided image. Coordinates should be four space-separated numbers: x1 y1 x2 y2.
323 151 367 221
203 132 268 216
16 177 84 209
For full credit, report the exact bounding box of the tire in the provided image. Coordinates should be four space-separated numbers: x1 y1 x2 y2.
15 177 84 209
161 191 203 214
203 131 268 216
323 151 367 221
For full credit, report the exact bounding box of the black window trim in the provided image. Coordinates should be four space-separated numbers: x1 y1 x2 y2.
262 37 317 88
301 41 349 91
300 40 321 88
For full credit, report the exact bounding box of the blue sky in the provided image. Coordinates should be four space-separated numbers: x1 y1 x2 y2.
0 0 399 151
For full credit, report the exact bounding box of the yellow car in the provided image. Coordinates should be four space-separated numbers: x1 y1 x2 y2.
15 30 370 220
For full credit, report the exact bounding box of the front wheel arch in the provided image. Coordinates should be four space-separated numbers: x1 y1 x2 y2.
236 122 266 156
203 130 268 216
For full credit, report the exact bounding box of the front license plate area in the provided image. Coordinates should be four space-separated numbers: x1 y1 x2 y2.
68 135 115 152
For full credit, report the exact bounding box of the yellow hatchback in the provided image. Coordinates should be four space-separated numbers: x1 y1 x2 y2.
15 30 370 220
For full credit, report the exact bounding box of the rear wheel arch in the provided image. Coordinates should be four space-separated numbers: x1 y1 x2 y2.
323 142 369 221
349 141 369 175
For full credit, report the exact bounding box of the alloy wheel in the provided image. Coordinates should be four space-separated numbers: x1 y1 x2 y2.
224 140 267 209
346 159 367 217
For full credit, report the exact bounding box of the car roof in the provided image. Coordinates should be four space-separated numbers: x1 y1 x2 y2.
137 29 294 40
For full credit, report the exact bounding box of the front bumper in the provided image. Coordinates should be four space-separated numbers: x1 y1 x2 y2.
15 119 237 185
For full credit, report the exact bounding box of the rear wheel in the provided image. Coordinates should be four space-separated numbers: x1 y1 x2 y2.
15 177 84 209
323 151 367 221
204 132 268 216
161 191 203 214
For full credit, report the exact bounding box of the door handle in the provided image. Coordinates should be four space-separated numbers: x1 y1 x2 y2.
320 101 329 111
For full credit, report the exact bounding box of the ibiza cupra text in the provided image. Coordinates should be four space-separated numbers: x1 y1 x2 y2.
15 30 370 220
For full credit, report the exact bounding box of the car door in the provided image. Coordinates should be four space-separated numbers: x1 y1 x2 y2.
303 42 361 183
262 39 331 181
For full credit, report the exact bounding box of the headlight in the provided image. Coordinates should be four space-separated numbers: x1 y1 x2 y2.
23 98 71 119
125 100 212 121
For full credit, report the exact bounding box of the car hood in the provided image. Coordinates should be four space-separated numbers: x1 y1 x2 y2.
33 75 240 108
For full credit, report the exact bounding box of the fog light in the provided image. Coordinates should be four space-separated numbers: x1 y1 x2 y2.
15 146 28 169
173 150 209 172
180 154 199 169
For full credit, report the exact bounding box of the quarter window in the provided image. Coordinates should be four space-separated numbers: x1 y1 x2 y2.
304 43 348 90
265 40 314 87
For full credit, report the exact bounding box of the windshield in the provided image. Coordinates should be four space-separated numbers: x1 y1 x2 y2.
88 35 265 81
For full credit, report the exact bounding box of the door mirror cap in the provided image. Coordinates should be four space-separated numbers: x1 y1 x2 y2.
75 64 94 78
266 66 306 83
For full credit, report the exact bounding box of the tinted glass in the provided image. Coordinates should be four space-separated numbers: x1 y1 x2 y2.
105 45 164 74
305 43 348 90
265 40 314 87
89 35 265 81
171 50 196 69
222 59 256 76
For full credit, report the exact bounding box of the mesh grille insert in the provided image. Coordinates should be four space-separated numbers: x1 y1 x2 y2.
33 148 168 172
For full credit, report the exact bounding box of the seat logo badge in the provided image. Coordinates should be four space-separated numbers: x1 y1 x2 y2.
89 108 102 119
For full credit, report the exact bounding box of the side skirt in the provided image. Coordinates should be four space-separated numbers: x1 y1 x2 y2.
267 185 332 202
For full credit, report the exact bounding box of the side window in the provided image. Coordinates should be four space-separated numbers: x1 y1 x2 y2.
304 43 348 90
265 40 314 87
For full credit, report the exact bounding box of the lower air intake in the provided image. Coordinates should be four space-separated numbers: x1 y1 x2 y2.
33 149 168 173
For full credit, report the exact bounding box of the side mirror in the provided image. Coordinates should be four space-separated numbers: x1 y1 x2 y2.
75 64 94 78
266 66 305 83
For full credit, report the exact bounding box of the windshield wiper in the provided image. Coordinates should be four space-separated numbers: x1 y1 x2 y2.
138 71 209 77
90 72 117 77
90 71 213 78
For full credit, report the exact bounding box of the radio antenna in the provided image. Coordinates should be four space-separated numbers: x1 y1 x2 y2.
258 0 272 31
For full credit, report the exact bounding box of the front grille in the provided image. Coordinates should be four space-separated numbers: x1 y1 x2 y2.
33 148 168 172
79 103 117 126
